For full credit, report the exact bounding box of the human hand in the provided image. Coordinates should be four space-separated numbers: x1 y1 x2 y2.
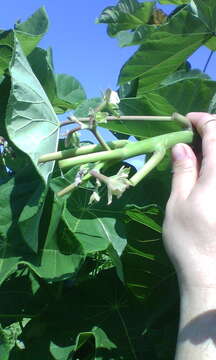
163 112 216 289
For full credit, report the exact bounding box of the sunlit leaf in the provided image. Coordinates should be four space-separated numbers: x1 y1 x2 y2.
15 7 49 55
6 36 59 183
118 7 210 90
191 0 216 32
96 0 155 36
53 73 86 114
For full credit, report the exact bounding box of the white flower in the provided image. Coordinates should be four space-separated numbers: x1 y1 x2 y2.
107 166 130 205
89 190 101 205
104 89 120 105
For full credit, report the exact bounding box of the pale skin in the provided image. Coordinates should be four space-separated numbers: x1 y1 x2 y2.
162 112 216 359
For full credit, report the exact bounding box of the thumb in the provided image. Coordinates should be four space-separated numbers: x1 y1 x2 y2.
170 143 198 200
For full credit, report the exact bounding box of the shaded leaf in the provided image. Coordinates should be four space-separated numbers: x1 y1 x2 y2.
0 175 84 283
0 168 45 279
53 73 86 114
125 204 162 233
74 97 102 118
0 31 14 75
191 0 216 32
14 270 148 360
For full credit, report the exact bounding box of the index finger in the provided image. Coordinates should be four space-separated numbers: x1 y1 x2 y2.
187 112 216 186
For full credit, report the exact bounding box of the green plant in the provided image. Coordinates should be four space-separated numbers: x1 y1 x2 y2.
0 0 216 358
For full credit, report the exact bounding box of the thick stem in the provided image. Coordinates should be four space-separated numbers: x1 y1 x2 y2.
129 147 166 186
38 140 129 164
59 129 193 170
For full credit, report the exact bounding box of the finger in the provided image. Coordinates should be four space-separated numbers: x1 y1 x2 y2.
187 112 216 185
170 143 198 200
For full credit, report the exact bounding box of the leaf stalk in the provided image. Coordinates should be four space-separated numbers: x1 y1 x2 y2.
129 147 166 186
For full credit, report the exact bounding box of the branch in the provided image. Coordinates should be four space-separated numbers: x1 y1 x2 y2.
129 147 166 186
56 162 105 197
58 129 193 170
60 112 190 129
90 128 111 151
38 139 130 163
60 115 173 127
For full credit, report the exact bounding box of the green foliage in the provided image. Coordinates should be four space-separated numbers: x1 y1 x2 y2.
0 3 216 359
96 0 155 36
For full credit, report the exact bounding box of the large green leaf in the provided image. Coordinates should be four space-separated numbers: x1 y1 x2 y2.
96 0 155 36
0 169 46 275
74 97 102 118
53 73 86 114
9 268 178 359
118 6 210 90
0 177 84 284
9 270 148 360
157 77 216 114
101 73 216 138
15 7 49 55
28 48 86 114
63 187 127 257
191 0 216 32
30 188 85 281
27 47 56 106
6 35 59 183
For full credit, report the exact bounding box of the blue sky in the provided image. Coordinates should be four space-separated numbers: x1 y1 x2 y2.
1 0 215 99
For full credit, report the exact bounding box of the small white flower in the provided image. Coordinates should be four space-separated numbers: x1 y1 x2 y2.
104 89 120 105
89 190 101 205
107 166 130 205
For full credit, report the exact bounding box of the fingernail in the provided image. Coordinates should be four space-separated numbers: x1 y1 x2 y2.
172 144 187 161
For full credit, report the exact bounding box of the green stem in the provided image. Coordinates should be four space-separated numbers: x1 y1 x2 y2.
90 128 111 151
60 112 189 127
171 112 191 129
56 182 77 197
62 115 174 127
59 129 193 170
129 147 166 186
38 140 129 164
